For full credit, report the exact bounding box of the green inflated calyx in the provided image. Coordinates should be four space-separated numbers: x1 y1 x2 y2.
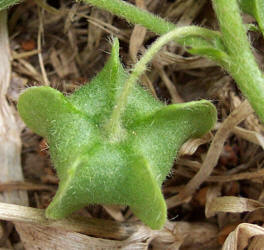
18 38 216 229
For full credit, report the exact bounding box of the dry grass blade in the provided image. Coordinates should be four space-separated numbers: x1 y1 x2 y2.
0 202 138 240
155 65 184 103
208 169 264 182
129 1 157 98
223 223 264 250
205 185 221 218
0 10 29 248
0 10 28 206
0 181 54 192
168 100 254 207
177 0 207 25
37 7 50 86
152 221 219 250
155 51 217 69
34 0 62 15
179 132 213 156
206 196 264 217
129 0 146 63
103 205 125 222
87 9 113 50
15 223 148 250
12 49 39 60
129 23 146 62
232 126 264 149
0 202 219 249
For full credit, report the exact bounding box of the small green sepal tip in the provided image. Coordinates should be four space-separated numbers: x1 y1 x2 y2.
18 39 217 230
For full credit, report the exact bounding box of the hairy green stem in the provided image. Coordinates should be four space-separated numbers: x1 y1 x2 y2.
106 26 219 141
81 0 221 42
213 0 264 122
82 0 174 35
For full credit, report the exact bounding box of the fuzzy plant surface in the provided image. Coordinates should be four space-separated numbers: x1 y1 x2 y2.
18 38 217 229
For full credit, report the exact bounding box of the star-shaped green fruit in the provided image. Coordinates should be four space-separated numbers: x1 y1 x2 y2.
18 39 216 229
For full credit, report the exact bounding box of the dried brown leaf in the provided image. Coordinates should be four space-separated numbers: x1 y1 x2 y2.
232 126 264 149
160 221 219 249
103 205 125 222
207 196 264 218
223 223 264 250
15 223 147 250
248 235 264 250
0 202 219 249
218 223 240 245
0 202 137 240
179 132 213 156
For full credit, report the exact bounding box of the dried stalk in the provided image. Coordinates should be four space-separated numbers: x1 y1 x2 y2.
0 202 218 249
0 202 139 240
0 10 28 206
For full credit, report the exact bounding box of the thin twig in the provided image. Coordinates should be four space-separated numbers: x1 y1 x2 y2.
0 181 55 192
37 7 50 86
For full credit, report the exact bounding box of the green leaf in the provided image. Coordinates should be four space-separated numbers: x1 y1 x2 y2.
0 0 21 10
178 34 230 66
239 0 264 36
246 23 261 32
239 0 255 16
181 34 225 51
18 39 217 229
188 47 229 65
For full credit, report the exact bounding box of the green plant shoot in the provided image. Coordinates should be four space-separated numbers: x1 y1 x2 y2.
18 35 216 229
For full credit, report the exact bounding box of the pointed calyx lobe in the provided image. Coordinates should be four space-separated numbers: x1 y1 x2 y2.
18 39 216 230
